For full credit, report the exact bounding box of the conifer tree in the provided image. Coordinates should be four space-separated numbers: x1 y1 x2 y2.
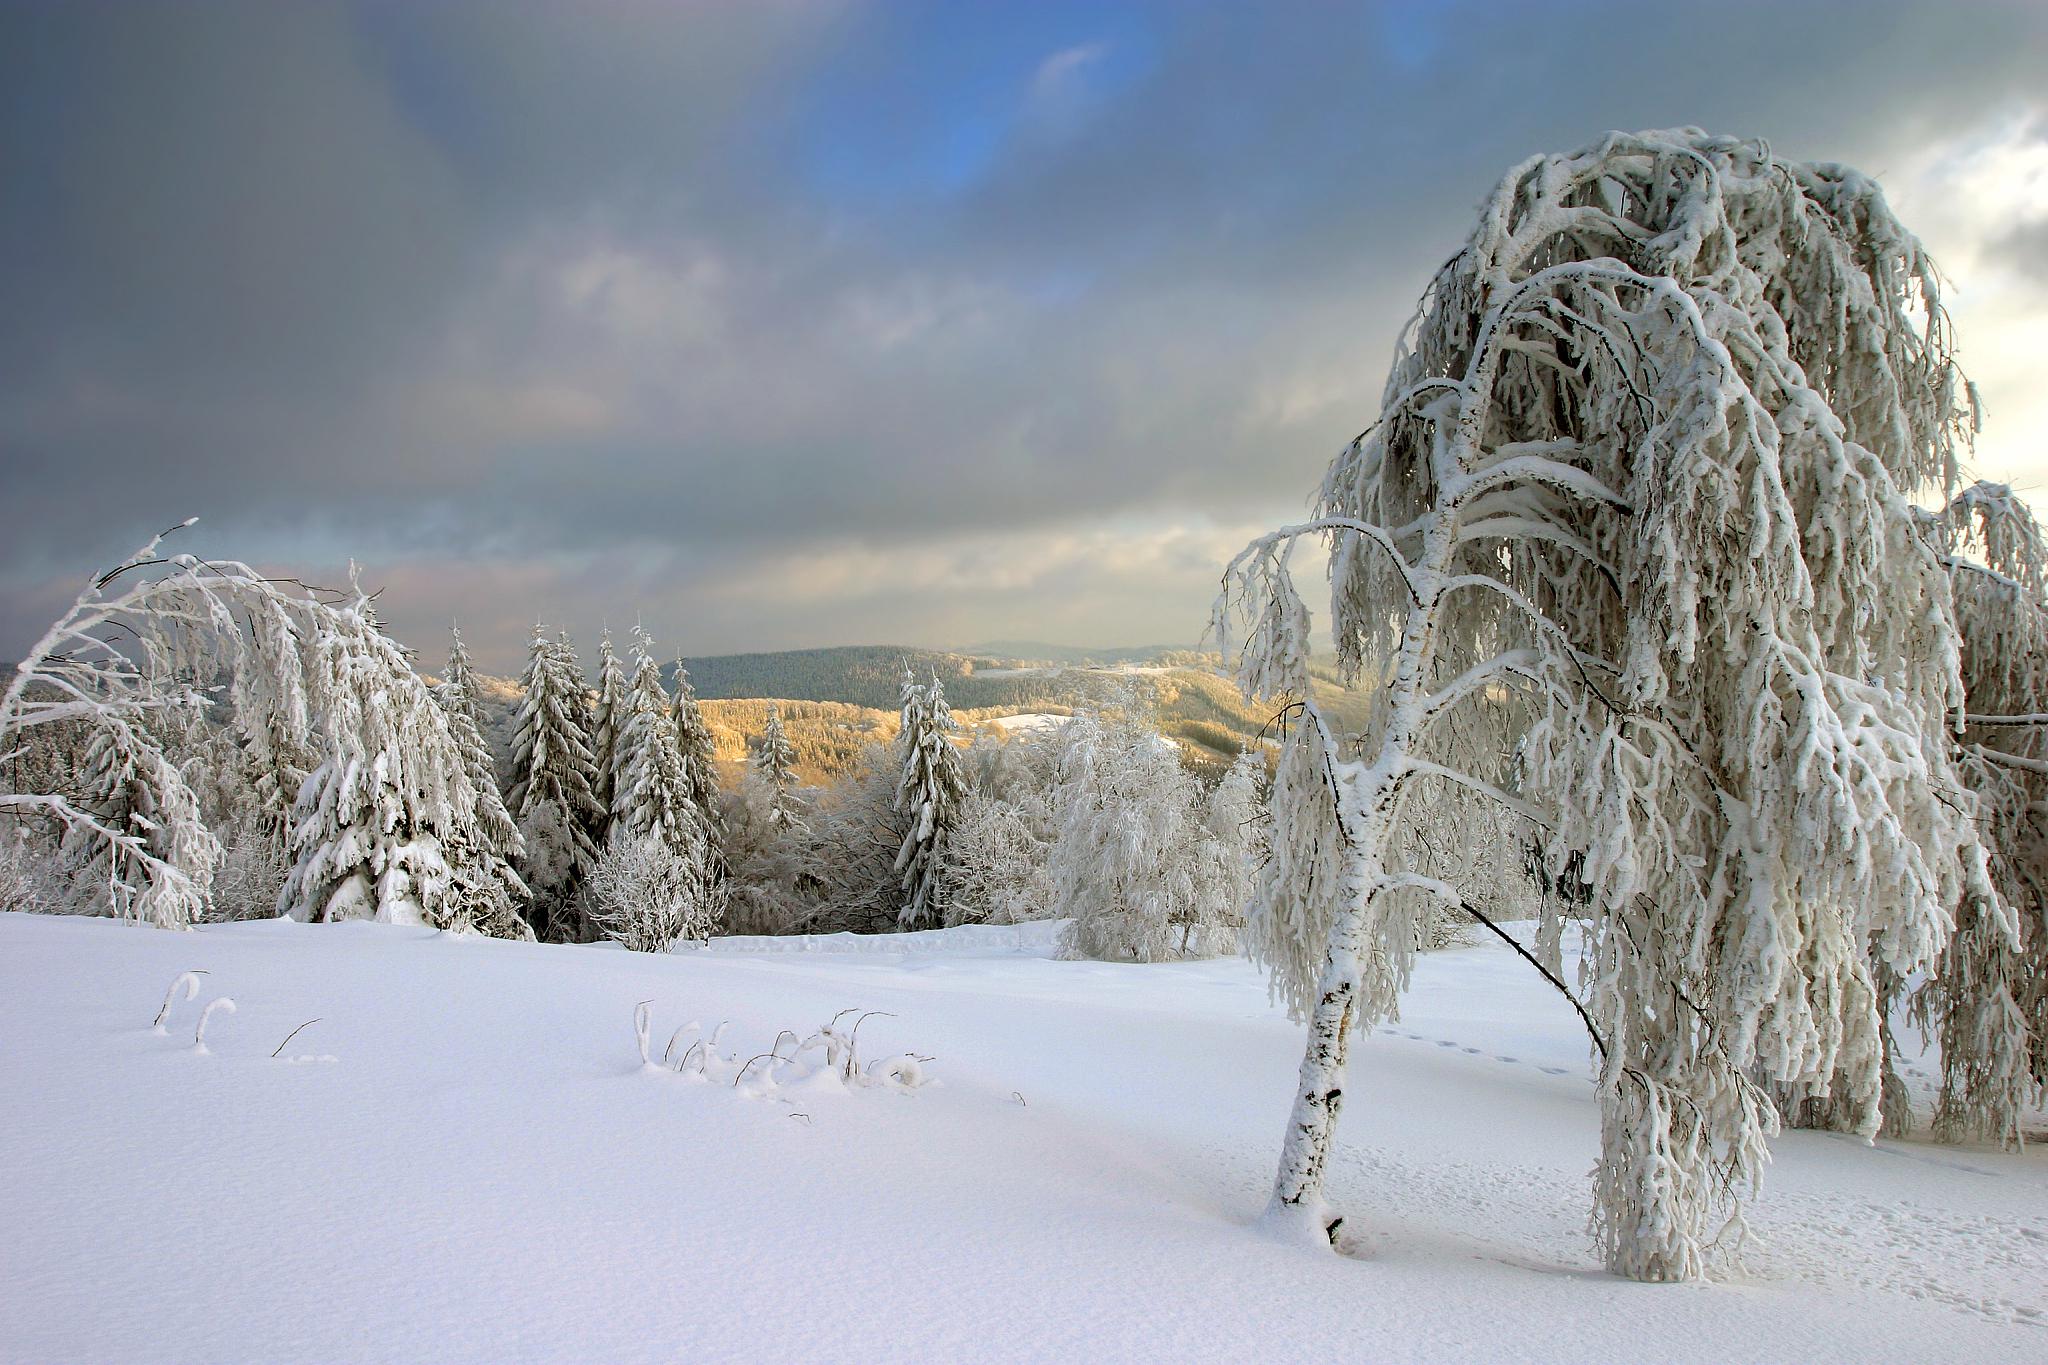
752 703 805 832
508 622 602 938
613 628 708 862
669 655 722 830
280 600 514 931
590 628 628 842
443 625 485 736
434 678 532 939
893 669 967 929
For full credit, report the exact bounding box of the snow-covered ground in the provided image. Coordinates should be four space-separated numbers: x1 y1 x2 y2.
2 912 2043 1364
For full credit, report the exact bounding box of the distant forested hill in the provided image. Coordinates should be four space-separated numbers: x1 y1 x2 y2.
441 643 1374 787
673 646 978 710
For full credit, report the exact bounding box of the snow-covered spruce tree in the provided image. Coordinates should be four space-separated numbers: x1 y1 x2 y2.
596 628 719 949
1050 698 1242 960
508 622 602 939
279 595 527 933
893 669 968 930
669 656 722 834
1910 481 2048 1147
433 680 533 939
1213 130 1993 1279
752 703 806 832
442 625 486 737
612 628 710 862
590 628 628 844
232 592 320 860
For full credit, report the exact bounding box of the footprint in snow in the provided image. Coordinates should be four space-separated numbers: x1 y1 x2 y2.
1540 1066 1569 1076
1496 1056 1518 1064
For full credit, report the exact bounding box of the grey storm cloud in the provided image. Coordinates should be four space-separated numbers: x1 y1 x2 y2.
4 0 2046 670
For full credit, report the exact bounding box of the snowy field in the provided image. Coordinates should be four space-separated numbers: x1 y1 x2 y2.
1 912 2043 1364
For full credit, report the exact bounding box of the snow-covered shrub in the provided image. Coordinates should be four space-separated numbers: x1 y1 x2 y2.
1051 698 1244 961
938 790 1053 926
1214 129 1994 1278
586 835 725 952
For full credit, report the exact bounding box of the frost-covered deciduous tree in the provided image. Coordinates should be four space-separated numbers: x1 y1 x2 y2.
1051 699 1242 960
804 742 910 934
1213 129 1996 1279
893 670 968 930
585 833 725 952
0 524 303 928
938 789 1052 927
508 622 602 939
1205 748 1268 934
752 704 806 832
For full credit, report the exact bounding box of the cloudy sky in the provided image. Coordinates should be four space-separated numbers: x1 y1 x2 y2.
3 1 2045 672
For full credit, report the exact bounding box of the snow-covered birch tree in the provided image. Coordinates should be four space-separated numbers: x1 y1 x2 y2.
893 669 967 930
1213 129 1997 1280
1912 481 2048 1147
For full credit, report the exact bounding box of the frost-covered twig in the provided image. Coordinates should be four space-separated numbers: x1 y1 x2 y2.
151 969 207 1032
193 996 236 1052
270 1019 322 1059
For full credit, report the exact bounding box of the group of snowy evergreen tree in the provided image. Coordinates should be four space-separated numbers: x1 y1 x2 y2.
0 557 1266 961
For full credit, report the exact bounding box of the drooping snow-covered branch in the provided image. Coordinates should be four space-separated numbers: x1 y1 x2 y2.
1214 129 1996 1279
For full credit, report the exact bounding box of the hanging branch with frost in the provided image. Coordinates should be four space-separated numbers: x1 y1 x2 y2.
1912 481 2048 1147
1213 129 1997 1281
0 522 338 928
